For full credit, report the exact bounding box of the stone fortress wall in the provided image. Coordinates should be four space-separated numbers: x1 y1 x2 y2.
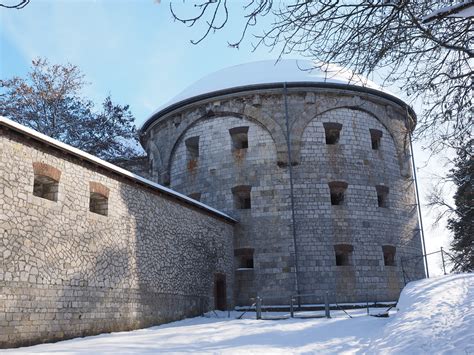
0 118 235 348
141 86 426 305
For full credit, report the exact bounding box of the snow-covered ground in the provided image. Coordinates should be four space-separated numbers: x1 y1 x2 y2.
3 274 473 354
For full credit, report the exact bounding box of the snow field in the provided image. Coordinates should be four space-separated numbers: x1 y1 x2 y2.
373 273 474 353
2 274 473 354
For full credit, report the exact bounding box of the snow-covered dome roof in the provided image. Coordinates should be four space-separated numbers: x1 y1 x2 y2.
142 59 404 131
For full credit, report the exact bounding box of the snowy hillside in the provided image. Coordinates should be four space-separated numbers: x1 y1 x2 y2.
373 273 474 353
4 274 473 354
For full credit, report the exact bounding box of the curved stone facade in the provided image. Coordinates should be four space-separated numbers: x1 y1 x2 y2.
141 80 425 305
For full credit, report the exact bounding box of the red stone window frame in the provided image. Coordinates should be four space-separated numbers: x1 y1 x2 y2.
89 182 109 216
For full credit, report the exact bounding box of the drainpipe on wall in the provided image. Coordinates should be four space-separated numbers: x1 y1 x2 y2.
283 82 301 297
409 133 429 278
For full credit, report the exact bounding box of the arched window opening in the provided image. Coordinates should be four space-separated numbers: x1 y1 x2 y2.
32 162 61 202
89 182 109 216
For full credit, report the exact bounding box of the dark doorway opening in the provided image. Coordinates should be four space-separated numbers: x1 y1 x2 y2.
214 273 227 311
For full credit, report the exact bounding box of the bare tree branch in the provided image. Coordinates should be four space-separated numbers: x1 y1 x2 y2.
171 0 473 152
0 0 30 9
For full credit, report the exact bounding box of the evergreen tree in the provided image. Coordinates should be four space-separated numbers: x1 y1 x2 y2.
447 140 473 272
0 58 141 161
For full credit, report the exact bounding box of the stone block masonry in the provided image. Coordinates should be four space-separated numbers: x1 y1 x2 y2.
142 85 426 305
0 118 235 348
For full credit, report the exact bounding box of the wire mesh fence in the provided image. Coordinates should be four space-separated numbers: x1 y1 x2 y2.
401 247 467 285
240 292 397 321
230 248 467 321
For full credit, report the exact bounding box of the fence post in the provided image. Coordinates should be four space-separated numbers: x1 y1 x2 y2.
290 297 294 318
366 293 369 316
441 247 447 275
256 296 262 320
401 258 407 285
325 292 331 319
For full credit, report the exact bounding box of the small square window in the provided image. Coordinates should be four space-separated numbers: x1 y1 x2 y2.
33 175 59 202
331 191 344 205
335 253 348 266
383 245 396 266
376 185 389 208
89 182 109 216
235 248 254 269
370 129 383 150
232 185 252 210
89 192 108 216
229 127 249 151
240 256 254 268
328 181 348 206
334 244 353 266
240 197 251 209
377 195 384 207
185 136 200 160
323 123 342 145
32 162 61 202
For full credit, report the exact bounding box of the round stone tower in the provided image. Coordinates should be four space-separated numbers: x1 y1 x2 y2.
140 59 426 306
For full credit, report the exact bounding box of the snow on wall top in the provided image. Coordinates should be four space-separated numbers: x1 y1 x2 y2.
0 116 236 223
422 1 474 22
143 59 400 129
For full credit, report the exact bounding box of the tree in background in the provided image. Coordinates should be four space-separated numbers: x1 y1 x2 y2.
171 0 472 152
427 138 473 272
446 140 473 272
0 58 141 161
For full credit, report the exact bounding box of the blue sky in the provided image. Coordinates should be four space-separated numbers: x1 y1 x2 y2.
0 0 452 272
1 0 289 126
